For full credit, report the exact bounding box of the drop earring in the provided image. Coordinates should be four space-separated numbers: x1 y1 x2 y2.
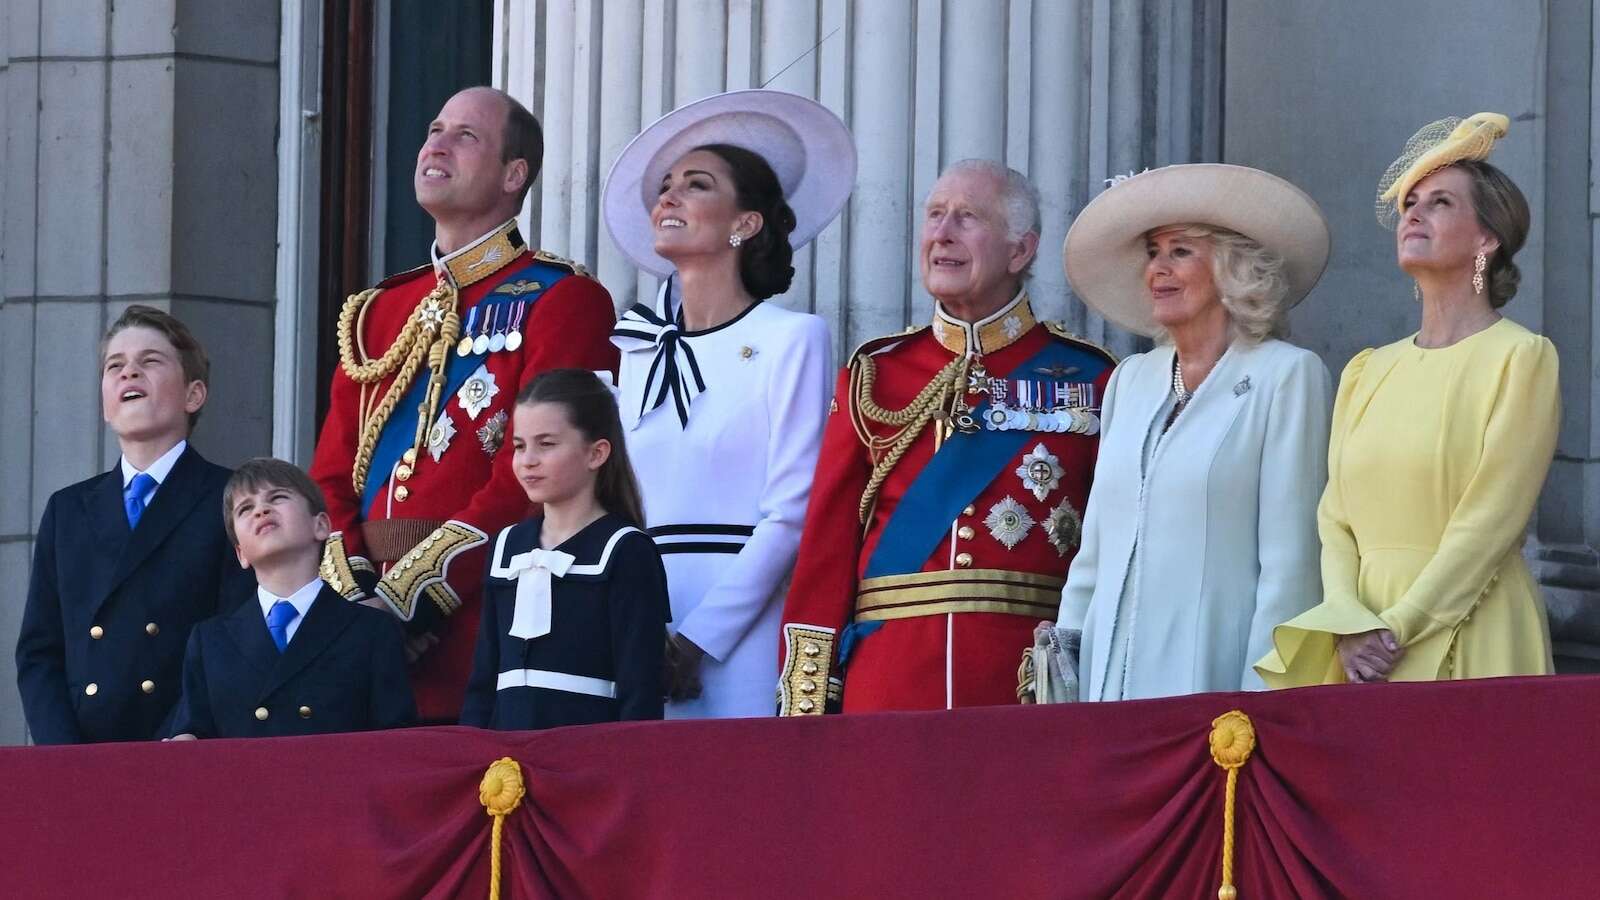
1472 252 1487 295
1412 281 1420 301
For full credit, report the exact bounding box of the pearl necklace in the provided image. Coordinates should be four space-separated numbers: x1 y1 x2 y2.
1172 357 1191 407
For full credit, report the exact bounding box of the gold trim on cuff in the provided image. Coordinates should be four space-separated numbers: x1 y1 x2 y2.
377 520 488 621
321 532 372 600
777 624 836 716
854 568 1065 623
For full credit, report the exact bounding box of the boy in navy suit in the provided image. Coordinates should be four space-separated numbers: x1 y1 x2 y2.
166 459 415 738
16 306 255 743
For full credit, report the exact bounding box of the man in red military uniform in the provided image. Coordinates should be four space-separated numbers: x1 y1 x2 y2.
310 87 617 721
778 160 1114 714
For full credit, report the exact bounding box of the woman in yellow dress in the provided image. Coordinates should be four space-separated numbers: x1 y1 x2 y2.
1256 113 1559 686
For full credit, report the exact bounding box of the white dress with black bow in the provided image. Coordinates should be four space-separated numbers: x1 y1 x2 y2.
612 283 834 718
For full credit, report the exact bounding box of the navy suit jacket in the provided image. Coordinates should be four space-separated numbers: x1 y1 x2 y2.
15 445 255 744
167 584 416 738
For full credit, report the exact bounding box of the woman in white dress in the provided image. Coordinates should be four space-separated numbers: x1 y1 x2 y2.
1054 164 1334 701
601 90 856 717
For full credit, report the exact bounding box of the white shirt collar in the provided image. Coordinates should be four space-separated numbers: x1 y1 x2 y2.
120 439 188 488
257 577 325 638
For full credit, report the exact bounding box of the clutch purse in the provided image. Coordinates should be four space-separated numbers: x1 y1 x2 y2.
1017 624 1081 704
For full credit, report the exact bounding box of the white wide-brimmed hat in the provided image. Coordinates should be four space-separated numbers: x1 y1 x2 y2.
602 89 857 278
1062 164 1330 337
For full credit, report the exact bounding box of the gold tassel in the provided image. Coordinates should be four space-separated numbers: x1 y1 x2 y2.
479 757 526 900
1209 710 1256 900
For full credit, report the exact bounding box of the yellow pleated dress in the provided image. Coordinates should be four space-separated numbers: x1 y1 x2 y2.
1256 318 1558 685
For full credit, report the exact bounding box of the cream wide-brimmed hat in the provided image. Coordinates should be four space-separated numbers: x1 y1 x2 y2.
602 89 857 278
1062 164 1330 337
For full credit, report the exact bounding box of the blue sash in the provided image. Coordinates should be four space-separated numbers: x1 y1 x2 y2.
862 340 1110 579
360 262 570 515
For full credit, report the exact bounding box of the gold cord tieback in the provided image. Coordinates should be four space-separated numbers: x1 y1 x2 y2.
849 353 971 523
337 280 462 494
479 757 526 900
1209 710 1256 900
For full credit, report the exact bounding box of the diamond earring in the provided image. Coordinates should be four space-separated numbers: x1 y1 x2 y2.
729 233 744 248
1472 252 1487 295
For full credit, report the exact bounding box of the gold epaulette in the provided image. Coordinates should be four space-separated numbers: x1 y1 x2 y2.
1043 321 1119 367
374 262 433 290
845 323 928 372
531 249 592 278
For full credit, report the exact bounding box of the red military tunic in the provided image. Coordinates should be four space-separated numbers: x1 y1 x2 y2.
778 292 1114 714
310 219 618 720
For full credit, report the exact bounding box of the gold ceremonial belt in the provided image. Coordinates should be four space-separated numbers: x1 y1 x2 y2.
853 568 1065 623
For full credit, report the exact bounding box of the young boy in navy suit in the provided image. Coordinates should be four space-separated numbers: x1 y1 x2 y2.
166 458 415 738
16 306 255 744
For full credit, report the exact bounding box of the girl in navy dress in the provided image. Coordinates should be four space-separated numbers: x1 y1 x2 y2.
461 369 670 730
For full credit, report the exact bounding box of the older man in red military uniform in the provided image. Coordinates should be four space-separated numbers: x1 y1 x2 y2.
310 87 617 721
778 160 1114 715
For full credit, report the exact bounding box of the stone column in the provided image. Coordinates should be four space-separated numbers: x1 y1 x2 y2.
0 0 281 743
1532 0 1600 672
491 0 1222 356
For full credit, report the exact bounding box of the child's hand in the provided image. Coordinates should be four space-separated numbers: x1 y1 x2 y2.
404 632 440 663
663 633 704 701
163 733 198 742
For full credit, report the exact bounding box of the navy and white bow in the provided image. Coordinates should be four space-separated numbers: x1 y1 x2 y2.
611 280 706 428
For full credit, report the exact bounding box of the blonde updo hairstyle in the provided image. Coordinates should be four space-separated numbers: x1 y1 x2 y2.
1151 224 1290 343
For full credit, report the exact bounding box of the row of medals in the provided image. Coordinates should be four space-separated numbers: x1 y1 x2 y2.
950 362 1101 436
456 301 526 357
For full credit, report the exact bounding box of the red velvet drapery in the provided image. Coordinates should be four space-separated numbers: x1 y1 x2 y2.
3 676 1596 898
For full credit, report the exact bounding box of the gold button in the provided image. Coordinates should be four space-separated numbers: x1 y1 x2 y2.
797 698 815 713
801 661 818 675
957 526 975 541
140 680 155 694
255 707 269 721
394 486 410 502
85 683 98 696
963 505 976 517
955 552 973 568
299 706 312 718
395 464 413 482
89 625 104 640
402 448 417 465
145 622 159 636
802 642 819 657
800 679 816 694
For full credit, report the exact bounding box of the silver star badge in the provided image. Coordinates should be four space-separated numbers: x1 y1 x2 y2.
426 412 457 463
455 364 499 420
1015 443 1064 502
984 496 1036 550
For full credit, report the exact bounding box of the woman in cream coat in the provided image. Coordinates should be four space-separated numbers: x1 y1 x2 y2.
1056 165 1333 701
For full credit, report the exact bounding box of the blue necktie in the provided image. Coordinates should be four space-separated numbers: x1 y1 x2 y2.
267 600 298 653
124 472 157 529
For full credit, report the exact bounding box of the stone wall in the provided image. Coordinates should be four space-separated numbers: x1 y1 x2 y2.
0 0 281 743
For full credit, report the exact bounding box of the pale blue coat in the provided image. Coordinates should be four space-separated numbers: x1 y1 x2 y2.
1058 337 1332 701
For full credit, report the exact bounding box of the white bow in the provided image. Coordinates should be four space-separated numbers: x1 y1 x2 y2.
504 547 576 640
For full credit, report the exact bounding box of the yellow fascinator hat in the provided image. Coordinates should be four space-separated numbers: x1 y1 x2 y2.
1374 112 1509 228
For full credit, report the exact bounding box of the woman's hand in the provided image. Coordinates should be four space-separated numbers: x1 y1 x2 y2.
1337 629 1403 683
663 633 705 701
